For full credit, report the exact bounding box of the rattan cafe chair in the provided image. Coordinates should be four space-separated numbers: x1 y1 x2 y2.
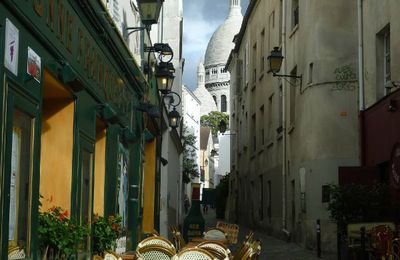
241 239 262 260
203 227 228 241
170 226 186 251
137 236 176 253
197 241 231 259
136 245 177 260
177 248 216 260
104 251 122 260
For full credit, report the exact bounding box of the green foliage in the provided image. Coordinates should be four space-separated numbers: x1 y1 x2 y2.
327 183 391 234
92 214 122 256
182 128 199 183
200 111 229 136
216 175 229 219
38 207 88 257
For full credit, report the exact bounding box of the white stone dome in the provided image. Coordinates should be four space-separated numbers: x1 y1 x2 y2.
204 3 243 68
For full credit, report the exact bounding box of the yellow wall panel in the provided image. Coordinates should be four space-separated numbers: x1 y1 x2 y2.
40 101 74 212
142 140 156 233
94 128 106 216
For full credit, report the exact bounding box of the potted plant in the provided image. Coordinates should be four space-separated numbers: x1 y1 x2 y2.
92 214 122 257
38 206 88 259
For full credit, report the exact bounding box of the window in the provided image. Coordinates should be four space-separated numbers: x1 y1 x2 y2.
212 68 218 74
268 95 273 140
259 175 264 221
205 70 210 76
116 144 129 229
213 95 217 106
260 29 265 73
377 24 391 96
8 109 34 254
252 44 257 83
384 30 391 89
221 95 227 112
244 43 249 86
289 67 297 126
251 114 256 152
308 62 313 84
278 85 283 132
267 180 272 222
259 105 265 146
292 0 299 28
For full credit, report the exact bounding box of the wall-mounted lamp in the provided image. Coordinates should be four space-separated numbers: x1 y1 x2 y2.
137 0 164 26
163 91 181 129
267 47 302 82
156 62 175 94
145 43 174 63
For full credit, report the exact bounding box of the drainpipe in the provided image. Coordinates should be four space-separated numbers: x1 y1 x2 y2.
281 0 289 237
358 0 364 111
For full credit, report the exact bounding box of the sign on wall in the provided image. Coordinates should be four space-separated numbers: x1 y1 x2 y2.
4 18 19 76
27 47 41 83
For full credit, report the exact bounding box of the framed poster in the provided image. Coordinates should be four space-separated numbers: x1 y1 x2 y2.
4 18 19 76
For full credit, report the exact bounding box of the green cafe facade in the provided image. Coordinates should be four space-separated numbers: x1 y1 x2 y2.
0 0 160 258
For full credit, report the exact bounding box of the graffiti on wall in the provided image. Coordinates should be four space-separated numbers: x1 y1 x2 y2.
332 65 357 91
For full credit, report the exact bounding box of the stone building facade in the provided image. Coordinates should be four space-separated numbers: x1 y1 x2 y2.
226 0 360 253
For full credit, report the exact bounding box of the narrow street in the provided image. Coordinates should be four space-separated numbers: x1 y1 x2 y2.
202 208 337 259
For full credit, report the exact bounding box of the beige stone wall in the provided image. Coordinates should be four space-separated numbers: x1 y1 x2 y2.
228 0 360 252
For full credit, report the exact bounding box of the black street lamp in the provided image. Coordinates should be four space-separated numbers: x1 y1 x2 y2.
168 107 180 129
267 47 284 75
137 0 164 26
267 47 302 79
155 62 175 94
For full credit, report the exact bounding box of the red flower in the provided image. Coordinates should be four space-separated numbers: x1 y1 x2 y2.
58 210 69 221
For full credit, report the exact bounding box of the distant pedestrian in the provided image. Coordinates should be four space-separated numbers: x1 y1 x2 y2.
203 204 208 214
184 195 190 214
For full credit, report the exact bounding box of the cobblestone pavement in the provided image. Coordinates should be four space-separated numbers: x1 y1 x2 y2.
202 208 337 260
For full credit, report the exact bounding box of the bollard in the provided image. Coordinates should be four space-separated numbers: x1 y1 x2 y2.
360 226 366 260
316 219 321 258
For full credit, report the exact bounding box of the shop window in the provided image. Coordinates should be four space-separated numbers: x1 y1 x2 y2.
116 143 129 229
80 148 93 225
8 109 34 255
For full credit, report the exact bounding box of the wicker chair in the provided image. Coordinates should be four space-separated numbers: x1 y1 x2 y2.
232 231 255 260
170 226 186 251
241 240 262 260
392 238 400 260
177 248 216 260
216 221 239 244
203 228 227 241
8 247 26 260
104 252 122 260
136 245 177 260
137 236 176 254
197 241 231 260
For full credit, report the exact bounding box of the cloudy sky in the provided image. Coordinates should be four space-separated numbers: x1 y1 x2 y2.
183 0 249 91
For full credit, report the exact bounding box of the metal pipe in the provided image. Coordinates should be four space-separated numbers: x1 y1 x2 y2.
281 0 288 232
358 0 364 111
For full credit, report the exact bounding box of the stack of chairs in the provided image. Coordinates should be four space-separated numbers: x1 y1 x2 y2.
217 221 239 244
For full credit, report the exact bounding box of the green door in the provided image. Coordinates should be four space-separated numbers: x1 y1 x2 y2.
1 85 41 259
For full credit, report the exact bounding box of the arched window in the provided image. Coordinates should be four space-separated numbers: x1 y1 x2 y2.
221 95 227 112
213 95 217 106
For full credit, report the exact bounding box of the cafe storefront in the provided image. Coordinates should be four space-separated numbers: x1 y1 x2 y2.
0 0 151 258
